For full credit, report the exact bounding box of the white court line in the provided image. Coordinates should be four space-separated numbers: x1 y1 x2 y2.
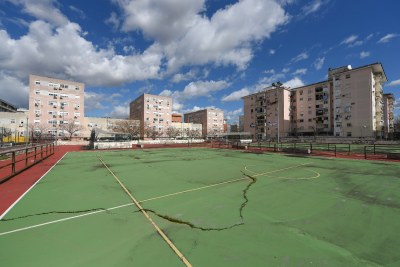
0 203 134 237
0 177 249 237
0 152 69 220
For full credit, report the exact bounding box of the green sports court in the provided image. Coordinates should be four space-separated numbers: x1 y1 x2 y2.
1 148 400 266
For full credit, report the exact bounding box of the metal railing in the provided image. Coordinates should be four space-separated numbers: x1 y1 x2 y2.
0 143 55 183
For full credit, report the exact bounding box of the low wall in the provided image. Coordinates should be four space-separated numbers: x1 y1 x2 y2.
94 139 205 150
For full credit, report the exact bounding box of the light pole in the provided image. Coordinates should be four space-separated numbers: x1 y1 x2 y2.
25 116 29 147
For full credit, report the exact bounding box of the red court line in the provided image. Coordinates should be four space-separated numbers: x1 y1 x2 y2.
0 145 84 216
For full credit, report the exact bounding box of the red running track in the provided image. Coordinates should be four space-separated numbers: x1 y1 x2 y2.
0 145 84 217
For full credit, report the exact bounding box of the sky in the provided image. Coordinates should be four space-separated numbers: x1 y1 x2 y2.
0 0 399 123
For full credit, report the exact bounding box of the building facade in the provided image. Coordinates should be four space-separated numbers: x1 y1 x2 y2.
289 81 332 136
129 93 172 137
242 63 392 140
243 86 291 140
0 111 28 143
28 75 84 139
170 122 202 138
383 93 395 138
0 99 18 112
172 113 182 123
184 108 224 137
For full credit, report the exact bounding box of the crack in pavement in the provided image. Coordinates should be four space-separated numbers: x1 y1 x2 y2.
143 208 244 231
138 171 257 231
0 208 110 222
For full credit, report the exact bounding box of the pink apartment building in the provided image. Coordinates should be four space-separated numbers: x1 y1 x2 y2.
28 74 84 139
184 108 224 137
129 93 172 138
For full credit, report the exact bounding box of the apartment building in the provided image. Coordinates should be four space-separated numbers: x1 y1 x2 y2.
243 86 291 140
129 93 172 137
289 81 332 136
242 63 392 139
383 93 395 138
184 108 224 137
328 64 387 138
82 117 140 139
28 75 84 139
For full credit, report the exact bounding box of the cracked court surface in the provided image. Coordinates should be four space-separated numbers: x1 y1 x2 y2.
1 148 400 266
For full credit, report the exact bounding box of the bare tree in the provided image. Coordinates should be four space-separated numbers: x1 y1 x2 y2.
144 123 161 139
166 127 180 139
186 128 201 140
0 127 12 144
29 123 49 142
112 120 140 140
60 120 83 140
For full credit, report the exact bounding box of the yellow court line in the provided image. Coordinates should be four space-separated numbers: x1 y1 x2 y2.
98 155 192 267
244 163 320 180
139 177 249 203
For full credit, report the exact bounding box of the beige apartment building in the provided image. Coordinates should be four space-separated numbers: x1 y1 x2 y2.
129 93 172 137
243 86 291 140
290 81 332 136
28 75 84 139
242 62 392 140
383 93 395 138
328 64 387 138
184 108 224 137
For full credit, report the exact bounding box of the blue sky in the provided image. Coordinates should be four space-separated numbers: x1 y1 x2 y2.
0 0 399 123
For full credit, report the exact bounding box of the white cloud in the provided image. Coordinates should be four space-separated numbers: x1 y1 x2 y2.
269 49 276 55
114 0 289 71
224 108 243 123
0 20 163 87
84 92 122 112
264 69 276 75
170 69 198 83
160 80 230 113
181 80 230 99
360 51 370 59
69 5 86 19
283 77 304 88
109 105 129 119
222 88 251 102
387 79 400 87
290 52 308 63
301 0 327 16
377 33 399 44
341 35 358 45
7 0 69 26
314 57 325 70
292 68 307 75
282 68 290 73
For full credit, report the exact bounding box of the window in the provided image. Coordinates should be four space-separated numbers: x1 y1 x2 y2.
347 132 352 137
299 90 303 95
35 81 40 85
308 118 312 122
11 119 16 124
346 74 351 79
299 98 303 101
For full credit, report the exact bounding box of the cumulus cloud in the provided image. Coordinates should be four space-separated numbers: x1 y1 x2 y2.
283 77 304 88
7 0 69 26
377 33 399 44
0 20 163 87
224 108 243 123
160 80 230 113
114 0 289 71
387 79 400 87
313 57 325 70
222 88 251 102
170 69 198 83
109 105 129 119
360 51 370 59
